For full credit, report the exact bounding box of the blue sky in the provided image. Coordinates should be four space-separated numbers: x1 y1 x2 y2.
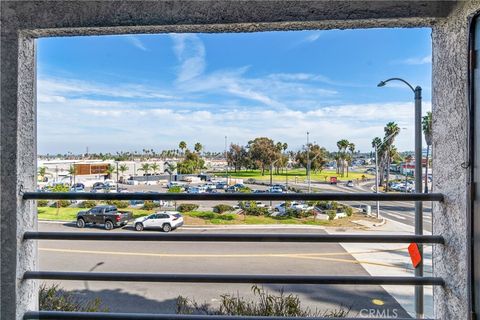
37 28 431 154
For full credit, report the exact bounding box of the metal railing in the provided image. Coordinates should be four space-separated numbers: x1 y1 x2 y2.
23 191 444 320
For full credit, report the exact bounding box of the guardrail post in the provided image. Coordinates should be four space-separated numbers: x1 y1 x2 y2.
0 25 38 319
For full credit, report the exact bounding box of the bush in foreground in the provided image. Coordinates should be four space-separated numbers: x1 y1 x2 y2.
244 207 269 216
37 200 49 207
40 284 107 312
176 285 349 317
213 204 234 213
79 200 97 208
178 203 200 212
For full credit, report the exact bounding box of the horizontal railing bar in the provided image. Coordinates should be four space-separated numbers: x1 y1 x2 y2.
23 271 444 285
23 191 443 201
23 311 426 320
23 232 445 244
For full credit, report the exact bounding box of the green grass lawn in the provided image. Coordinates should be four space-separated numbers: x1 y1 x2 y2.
214 169 373 182
38 206 369 228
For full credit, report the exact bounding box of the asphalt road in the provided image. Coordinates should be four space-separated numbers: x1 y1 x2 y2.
38 222 410 317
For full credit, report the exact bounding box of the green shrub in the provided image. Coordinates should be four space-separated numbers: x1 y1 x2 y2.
344 206 353 217
79 200 97 208
37 200 49 207
178 203 199 212
213 204 234 213
52 200 70 208
330 201 339 210
244 207 269 216
142 201 156 210
238 186 252 193
168 186 183 193
326 210 337 221
176 284 350 317
189 212 236 221
105 200 129 208
40 283 108 312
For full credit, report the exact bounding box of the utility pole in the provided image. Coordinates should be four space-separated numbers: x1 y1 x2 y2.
225 136 228 185
306 132 310 192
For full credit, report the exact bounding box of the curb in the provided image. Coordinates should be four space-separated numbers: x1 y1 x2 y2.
373 218 387 227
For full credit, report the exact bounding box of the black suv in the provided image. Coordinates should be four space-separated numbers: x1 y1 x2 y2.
76 205 132 230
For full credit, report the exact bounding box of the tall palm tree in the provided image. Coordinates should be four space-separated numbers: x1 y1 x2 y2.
347 143 355 177
194 142 203 154
423 111 433 193
383 122 400 191
336 139 350 177
179 141 187 155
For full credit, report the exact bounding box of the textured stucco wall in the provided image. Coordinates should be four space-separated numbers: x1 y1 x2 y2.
432 1 480 319
0 0 472 319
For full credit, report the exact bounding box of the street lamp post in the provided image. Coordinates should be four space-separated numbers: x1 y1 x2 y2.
115 162 119 192
378 78 423 319
308 153 321 193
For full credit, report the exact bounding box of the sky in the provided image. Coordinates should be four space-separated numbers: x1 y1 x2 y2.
37 28 432 154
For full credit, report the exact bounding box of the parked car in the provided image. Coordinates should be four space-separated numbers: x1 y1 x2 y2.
71 183 85 191
187 186 206 194
92 182 105 189
134 211 184 232
226 185 239 193
241 201 267 208
272 184 287 192
216 182 228 190
274 202 313 214
268 186 284 193
76 205 133 230
346 180 354 187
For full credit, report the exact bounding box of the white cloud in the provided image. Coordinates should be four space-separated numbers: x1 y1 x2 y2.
397 55 432 65
125 36 147 51
170 34 206 82
304 33 322 43
37 89 431 154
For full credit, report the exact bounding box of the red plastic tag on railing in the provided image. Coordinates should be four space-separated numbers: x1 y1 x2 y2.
408 242 422 268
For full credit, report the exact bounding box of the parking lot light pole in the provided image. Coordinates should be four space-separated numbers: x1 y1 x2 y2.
115 162 119 192
378 77 423 319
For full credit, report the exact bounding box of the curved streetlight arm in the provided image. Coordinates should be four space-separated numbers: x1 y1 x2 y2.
378 77 415 93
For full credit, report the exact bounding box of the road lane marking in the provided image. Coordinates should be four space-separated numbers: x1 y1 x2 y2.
40 247 412 269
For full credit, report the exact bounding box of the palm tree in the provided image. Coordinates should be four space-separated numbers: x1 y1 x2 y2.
150 162 160 175
179 141 187 155
336 139 350 177
194 142 203 154
119 164 129 176
423 111 433 193
347 143 355 177
138 163 151 183
38 166 47 181
105 164 115 179
383 122 400 191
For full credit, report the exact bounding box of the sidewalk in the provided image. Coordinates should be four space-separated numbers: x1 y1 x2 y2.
326 219 434 318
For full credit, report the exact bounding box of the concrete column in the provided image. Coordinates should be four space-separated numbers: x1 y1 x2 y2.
0 30 38 319
432 2 480 319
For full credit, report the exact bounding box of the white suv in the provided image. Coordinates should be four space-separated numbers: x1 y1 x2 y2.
134 211 184 232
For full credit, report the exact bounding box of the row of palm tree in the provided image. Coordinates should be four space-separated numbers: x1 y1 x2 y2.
335 139 356 177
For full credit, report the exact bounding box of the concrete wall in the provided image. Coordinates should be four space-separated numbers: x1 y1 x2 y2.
432 2 480 319
0 0 477 319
